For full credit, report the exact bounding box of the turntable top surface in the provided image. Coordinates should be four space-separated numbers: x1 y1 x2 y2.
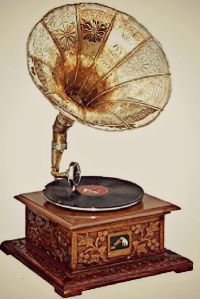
15 192 180 230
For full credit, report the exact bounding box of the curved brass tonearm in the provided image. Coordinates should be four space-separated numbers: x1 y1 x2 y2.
51 113 81 190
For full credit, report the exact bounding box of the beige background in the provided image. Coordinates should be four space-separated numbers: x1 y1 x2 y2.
0 0 200 298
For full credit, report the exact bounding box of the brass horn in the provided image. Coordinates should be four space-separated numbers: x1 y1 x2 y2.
27 3 171 183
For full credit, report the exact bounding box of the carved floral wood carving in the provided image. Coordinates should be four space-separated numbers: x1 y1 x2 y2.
26 209 71 264
26 208 161 269
77 230 108 266
77 219 161 268
14 238 68 282
131 220 160 256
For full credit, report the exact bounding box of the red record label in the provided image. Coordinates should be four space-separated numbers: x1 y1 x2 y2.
77 185 109 196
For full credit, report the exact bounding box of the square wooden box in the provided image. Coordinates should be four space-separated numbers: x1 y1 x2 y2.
0 191 193 297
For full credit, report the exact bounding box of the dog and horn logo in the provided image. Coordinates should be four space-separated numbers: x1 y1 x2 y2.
110 234 130 251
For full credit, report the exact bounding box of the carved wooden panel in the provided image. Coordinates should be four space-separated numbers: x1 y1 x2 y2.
25 208 163 271
26 208 71 265
76 216 163 269
77 230 108 267
131 220 161 256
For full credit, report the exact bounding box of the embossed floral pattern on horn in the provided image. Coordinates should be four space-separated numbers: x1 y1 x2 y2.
27 3 171 131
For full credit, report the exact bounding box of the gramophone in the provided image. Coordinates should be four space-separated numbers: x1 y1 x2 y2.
0 3 192 298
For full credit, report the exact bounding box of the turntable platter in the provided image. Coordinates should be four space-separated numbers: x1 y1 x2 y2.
43 176 143 212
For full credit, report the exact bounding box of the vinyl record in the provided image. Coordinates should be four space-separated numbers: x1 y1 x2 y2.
43 176 144 211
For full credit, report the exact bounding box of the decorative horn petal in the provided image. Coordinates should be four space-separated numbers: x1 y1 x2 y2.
27 3 171 131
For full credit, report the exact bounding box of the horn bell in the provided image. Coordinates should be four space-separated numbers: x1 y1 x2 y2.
27 3 171 131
